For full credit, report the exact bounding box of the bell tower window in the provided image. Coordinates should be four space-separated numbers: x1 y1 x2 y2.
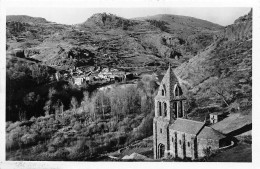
162 89 165 96
164 102 167 117
174 84 183 97
158 101 162 116
176 87 180 96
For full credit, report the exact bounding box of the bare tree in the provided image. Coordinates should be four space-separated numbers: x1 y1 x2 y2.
71 97 78 115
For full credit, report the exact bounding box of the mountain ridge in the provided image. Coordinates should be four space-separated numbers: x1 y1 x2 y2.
7 15 50 24
7 12 223 70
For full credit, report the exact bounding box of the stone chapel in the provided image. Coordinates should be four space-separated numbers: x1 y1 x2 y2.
153 65 230 160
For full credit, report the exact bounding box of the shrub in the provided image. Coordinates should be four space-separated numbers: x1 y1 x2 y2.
54 148 69 160
21 133 37 146
73 122 82 131
60 116 70 126
6 126 24 149
30 116 37 122
48 146 56 153
134 113 154 140
146 19 169 32
32 144 47 154
202 147 212 160
51 136 65 147
108 119 118 132
6 121 21 132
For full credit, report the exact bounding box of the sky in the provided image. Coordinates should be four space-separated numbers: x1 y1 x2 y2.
6 7 251 26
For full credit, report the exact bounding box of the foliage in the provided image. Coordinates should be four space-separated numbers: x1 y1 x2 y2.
146 19 170 32
6 82 158 161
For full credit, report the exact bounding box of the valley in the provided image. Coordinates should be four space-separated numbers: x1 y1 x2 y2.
5 9 252 161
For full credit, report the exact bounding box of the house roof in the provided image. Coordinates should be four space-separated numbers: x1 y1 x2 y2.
211 113 252 135
171 95 186 101
169 118 205 135
197 126 226 140
210 112 224 116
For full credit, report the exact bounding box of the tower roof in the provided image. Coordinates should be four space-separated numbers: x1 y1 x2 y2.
162 64 179 85
155 65 180 100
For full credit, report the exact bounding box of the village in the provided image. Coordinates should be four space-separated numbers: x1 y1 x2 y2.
51 66 136 86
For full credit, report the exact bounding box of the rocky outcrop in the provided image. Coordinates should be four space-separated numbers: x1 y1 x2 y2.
67 47 95 60
215 9 252 41
43 46 95 69
24 48 41 57
11 48 25 58
82 13 139 30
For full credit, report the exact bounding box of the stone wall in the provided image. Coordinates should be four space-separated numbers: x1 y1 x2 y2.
197 138 219 158
153 117 170 158
153 119 158 159
169 129 196 159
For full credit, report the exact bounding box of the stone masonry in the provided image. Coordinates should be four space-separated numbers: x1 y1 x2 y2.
153 65 229 160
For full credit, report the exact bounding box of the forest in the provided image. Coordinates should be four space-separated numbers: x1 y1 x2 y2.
6 57 160 160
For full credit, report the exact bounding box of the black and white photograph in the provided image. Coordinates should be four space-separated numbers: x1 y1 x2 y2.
1 0 259 168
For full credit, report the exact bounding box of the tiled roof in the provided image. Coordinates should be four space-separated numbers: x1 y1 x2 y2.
169 118 226 140
197 126 226 140
169 118 205 135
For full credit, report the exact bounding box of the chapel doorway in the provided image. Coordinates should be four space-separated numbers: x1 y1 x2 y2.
158 143 165 158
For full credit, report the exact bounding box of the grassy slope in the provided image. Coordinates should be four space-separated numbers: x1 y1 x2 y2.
209 143 252 162
211 112 252 134
174 38 252 121
134 14 222 33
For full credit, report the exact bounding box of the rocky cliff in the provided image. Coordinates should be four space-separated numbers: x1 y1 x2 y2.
215 9 252 41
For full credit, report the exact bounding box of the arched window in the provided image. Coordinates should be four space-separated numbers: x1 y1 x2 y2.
158 101 162 116
174 84 183 97
176 87 180 96
164 102 167 117
162 84 166 96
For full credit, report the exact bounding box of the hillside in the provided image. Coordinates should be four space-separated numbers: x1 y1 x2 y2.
135 14 222 36
7 15 49 23
6 13 223 70
175 10 252 121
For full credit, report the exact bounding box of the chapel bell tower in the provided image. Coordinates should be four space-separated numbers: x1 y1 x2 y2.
154 65 186 121
153 65 187 159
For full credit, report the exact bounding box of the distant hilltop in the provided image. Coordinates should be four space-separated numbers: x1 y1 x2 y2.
7 15 49 24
